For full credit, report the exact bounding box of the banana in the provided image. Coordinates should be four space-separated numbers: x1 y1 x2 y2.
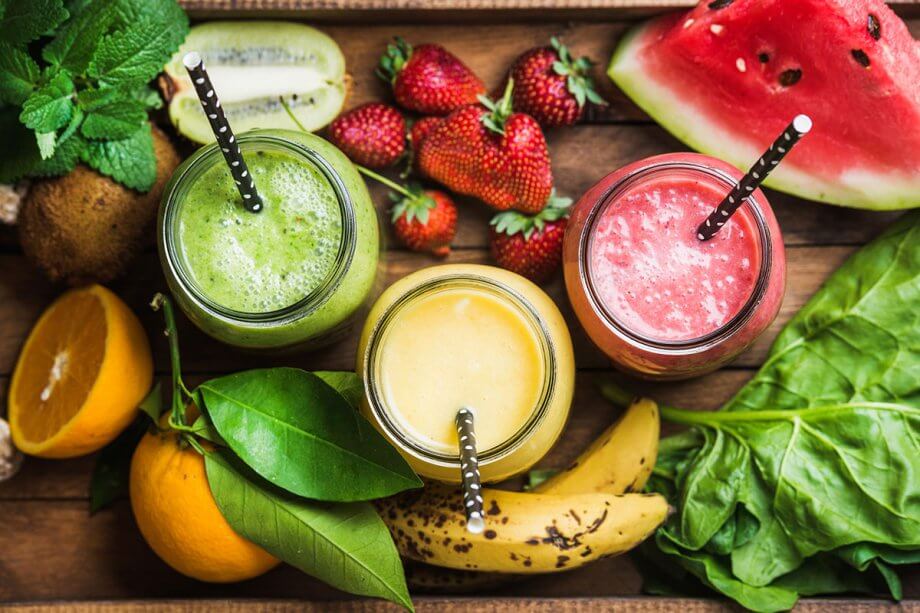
379 483 668 573
533 397 660 495
398 398 664 584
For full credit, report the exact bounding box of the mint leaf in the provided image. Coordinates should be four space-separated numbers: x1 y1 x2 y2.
80 123 156 191
111 0 188 48
82 98 146 139
88 16 180 88
131 84 163 110
20 71 74 133
0 0 68 45
0 44 40 105
35 131 57 159
31 131 82 176
76 86 121 110
42 0 113 73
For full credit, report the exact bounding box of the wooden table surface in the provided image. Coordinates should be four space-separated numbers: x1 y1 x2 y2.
1 8 918 611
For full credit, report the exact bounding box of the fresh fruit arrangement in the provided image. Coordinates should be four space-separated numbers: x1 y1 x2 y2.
3 1 919 612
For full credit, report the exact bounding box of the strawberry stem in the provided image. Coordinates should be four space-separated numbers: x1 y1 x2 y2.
356 165 413 198
479 78 515 135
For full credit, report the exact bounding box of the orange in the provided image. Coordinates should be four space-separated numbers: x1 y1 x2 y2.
130 422 280 582
9 284 153 458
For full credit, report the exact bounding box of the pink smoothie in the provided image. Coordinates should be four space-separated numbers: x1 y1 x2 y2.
589 177 759 342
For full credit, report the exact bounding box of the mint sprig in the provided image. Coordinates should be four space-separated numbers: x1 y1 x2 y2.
0 0 189 190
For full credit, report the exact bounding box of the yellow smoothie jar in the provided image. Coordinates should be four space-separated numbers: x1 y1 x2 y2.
357 264 575 483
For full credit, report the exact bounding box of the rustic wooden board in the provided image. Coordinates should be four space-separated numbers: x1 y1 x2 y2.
1 9 918 611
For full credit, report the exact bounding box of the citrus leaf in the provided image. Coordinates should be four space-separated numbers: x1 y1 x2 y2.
314 371 364 409
198 367 421 502
89 417 147 514
205 450 414 611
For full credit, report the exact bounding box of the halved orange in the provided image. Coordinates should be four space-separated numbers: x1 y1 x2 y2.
9 285 153 458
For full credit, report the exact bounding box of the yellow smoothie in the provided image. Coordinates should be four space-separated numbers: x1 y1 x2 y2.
357 264 575 483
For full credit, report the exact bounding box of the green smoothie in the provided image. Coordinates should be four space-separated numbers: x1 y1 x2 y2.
159 129 380 350
178 149 343 313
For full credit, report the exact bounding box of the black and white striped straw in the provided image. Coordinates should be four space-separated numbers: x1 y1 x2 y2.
183 52 263 213
456 408 484 534
697 114 812 241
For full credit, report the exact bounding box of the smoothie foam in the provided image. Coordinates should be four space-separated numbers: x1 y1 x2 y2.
178 149 343 313
589 177 759 342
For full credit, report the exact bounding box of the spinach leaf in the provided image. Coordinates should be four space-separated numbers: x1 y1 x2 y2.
205 451 413 611
724 211 920 414
198 368 421 502
647 212 920 610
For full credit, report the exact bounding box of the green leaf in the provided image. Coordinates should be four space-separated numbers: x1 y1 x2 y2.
80 122 156 191
314 371 364 409
648 213 920 608
88 14 186 88
81 98 146 139
20 71 74 133
0 44 40 105
130 84 163 110
205 450 414 611
190 414 226 446
523 468 559 490
42 0 114 73
89 417 147 514
138 383 163 421
0 0 68 45
198 368 422 502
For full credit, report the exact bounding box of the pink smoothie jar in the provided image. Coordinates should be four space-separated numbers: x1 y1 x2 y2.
563 153 785 379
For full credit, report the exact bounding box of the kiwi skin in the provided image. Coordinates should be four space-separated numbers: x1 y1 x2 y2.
19 124 181 286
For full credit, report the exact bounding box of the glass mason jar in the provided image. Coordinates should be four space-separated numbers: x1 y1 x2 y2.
356 265 575 483
563 153 785 379
158 129 380 351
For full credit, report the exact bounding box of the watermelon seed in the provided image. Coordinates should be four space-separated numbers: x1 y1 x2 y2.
710 24 724 35
851 49 871 67
778 69 802 87
708 0 733 8
735 58 747 73
758 53 769 63
867 14 881 40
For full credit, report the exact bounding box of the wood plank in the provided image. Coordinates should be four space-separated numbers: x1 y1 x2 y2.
5 599 920 612
177 0 920 20
2 500 917 603
0 243 860 376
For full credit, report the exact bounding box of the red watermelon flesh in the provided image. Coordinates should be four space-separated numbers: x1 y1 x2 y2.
608 0 920 210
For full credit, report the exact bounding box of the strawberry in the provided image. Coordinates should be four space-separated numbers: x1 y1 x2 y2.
507 37 606 128
329 103 406 169
391 186 457 257
378 38 486 116
409 117 442 150
489 191 571 283
417 80 553 214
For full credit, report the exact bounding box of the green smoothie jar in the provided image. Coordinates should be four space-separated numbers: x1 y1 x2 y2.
158 129 380 350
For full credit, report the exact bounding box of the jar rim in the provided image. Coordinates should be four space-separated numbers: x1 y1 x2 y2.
159 132 357 325
362 273 558 469
578 157 774 353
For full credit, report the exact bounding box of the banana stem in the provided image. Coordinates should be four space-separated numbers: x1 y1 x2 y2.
356 165 412 198
596 380 637 408
151 293 192 427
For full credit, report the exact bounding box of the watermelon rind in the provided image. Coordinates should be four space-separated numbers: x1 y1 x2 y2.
608 21 920 211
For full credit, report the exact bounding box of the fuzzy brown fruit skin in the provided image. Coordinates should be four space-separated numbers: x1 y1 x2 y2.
19 125 181 285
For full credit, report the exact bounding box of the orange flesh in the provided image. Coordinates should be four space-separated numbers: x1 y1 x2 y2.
13 291 106 444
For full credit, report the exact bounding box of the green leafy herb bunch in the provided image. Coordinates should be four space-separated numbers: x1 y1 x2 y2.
0 0 189 190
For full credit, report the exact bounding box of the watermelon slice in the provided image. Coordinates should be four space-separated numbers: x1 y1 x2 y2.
608 0 920 210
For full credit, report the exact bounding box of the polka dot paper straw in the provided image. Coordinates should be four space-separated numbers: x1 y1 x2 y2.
456 407 485 534
697 114 812 241
183 52 263 213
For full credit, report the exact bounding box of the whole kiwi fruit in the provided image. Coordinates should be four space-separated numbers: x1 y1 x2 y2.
19 124 181 285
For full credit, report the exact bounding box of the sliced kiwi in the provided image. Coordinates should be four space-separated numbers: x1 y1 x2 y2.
163 21 348 144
